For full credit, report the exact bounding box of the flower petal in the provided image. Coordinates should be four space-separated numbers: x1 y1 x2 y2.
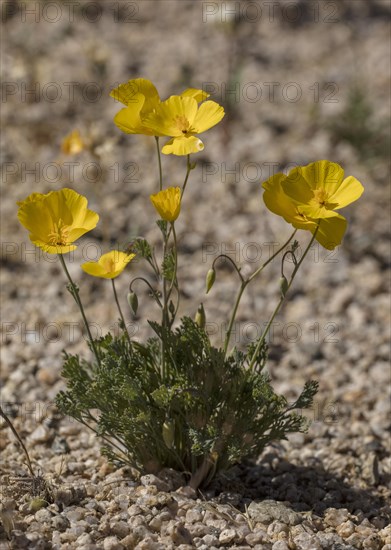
143 96 198 137
82 251 135 279
161 136 204 156
180 88 209 102
297 203 339 219
113 100 154 135
192 100 225 133
150 187 181 221
17 197 53 242
297 160 345 193
29 238 77 254
17 188 98 254
312 214 347 250
263 173 314 229
110 78 160 111
81 261 107 278
330 175 364 209
281 171 314 204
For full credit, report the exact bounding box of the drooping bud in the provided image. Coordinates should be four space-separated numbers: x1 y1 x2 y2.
279 276 289 298
205 268 216 294
195 303 206 329
127 291 138 315
162 419 175 449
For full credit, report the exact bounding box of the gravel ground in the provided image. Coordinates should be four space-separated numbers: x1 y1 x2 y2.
1 1 390 548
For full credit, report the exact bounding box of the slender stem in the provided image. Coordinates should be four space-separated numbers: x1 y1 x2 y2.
248 228 319 371
111 279 132 347
0 405 35 477
248 229 297 284
129 277 163 309
58 254 100 365
181 155 192 198
160 231 169 379
155 137 163 191
223 229 297 357
223 283 246 355
167 223 178 300
212 254 244 282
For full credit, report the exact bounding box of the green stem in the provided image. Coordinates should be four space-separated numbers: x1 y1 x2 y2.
248 228 319 371
247 229 297 284
111 279 132 347
167 223 178 300
181 154 192 198
129 277 163 309
155 137 163 191
223 283 246 355
160 231 169 379
0 405 35 477
223 229 297 356
58 254 100 365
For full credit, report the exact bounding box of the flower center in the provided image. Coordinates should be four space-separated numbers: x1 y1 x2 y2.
295 207 308 220
174 115 191 134
312 188 329 207
104 258 116 273
48 219 70 246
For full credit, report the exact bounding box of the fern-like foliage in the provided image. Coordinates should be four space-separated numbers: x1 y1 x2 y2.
56 318 318 488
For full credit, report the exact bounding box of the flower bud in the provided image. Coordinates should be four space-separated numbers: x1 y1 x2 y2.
195 303 206 329
168 300 176 317
29 498 47 512
279 276 289 298
205 268 216 294
162 419 175 449
127 291 138 315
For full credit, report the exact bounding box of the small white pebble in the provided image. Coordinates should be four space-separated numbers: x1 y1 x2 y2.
219 528 236 544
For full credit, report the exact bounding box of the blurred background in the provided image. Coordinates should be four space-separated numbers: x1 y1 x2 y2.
1 0 390 487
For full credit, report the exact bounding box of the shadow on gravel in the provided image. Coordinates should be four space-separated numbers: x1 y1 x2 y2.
207 457 390 522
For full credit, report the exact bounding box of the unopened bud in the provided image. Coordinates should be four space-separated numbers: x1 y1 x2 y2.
168 300 175 316
279 276 289 298
205 268 216 294
29 498 47 512
195 303 206 329
127 291 138 315
162 419 175 449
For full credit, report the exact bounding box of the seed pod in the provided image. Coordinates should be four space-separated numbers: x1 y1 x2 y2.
279 276 289 298
127 291 138 315
205 268 216 294
195 303 206 329
162 419 175 449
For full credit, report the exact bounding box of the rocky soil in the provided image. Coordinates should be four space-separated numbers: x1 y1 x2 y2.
1 1 390 548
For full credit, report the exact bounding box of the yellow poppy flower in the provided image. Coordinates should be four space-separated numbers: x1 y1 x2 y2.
150 187 181 222
61 129 86 155
110 78 209 137
17 188 99 254
143 95 225 155
82 251 135 279
110 78 161 136
281 160 364 220
262 161 363 250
